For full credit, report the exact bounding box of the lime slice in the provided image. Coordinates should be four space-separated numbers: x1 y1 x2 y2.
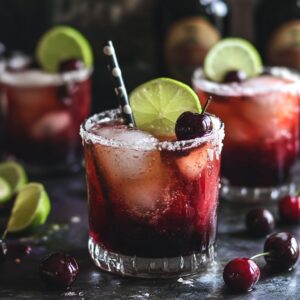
204 38 262 82
129 78 201 137
0 177 12 204
7 183 51 233
36 25 93 72
0 161 27 195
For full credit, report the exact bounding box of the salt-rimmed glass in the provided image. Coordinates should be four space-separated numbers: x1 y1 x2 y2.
192 66 300 202
0 65 92 172
80 109 224 278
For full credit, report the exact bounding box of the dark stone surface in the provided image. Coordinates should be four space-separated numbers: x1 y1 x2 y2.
0 172 300 299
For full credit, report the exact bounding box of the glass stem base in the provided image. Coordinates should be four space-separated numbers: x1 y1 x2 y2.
221 178 296 203
88 237 215 278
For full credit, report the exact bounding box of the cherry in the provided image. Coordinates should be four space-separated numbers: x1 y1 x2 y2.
264 232 299 271
175 97 213 140
223 70 247 83
279 195 300 224
39 252 79 289
246 208 275 237
223 258 260 292
59 59 85 73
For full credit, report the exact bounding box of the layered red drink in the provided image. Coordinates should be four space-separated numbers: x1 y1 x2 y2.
81 108 224 277
1 68 91 171
193 67 300 201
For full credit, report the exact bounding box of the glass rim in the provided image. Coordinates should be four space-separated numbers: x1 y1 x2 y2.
80 109 225 151
0 64 93 88
192 66 300 96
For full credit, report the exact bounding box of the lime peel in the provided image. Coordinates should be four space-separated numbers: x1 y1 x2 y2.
204 38 262 82
36 25 93 72
7 183 51 233
129 77 201 137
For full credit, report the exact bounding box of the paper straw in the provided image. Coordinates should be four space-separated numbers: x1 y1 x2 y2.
103 41 135 127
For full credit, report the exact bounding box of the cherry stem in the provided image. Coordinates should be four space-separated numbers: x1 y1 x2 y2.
202 96 212 114
250 252 271 260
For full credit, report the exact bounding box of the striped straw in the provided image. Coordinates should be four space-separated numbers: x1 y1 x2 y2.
103 41 135 127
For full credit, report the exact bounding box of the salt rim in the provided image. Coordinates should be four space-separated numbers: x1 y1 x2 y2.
80 109 225 152
0 61 92 87
192 66 300 96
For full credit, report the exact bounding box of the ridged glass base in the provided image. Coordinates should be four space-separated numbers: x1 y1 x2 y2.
221 178 296 203
88 237 215 278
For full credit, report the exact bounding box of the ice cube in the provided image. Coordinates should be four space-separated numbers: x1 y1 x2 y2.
176 144 209 180
92 125 164 216
30 111 71 140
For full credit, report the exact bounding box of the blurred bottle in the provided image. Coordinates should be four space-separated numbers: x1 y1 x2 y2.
256 0 300 69
157 0 230 83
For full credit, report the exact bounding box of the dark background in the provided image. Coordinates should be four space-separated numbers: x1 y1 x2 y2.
0 0 257 113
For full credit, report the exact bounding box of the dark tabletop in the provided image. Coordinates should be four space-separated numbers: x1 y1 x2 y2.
0 171 299 300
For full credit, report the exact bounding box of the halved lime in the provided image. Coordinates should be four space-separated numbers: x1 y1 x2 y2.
36 25 93 72
0 177 11 204
204 38 262 82
7 183 51 233
129 78 201 137
0 161 27 195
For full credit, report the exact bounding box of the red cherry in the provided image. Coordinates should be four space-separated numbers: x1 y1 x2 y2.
279 195 300 223
264 232 299 271
39 252 79 289
246 208 275 237
223 70 247 83
59 59 85 73
223 258 260 292
175 112 213 140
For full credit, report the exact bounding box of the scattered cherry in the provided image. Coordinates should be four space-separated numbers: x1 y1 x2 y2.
0 240 7 263
59 59 85 73
223 258 260 292
39 252 79 289
246 208 275 237
264 232 299 271
175 97 213 140
279 195 300 224
223 70 247 83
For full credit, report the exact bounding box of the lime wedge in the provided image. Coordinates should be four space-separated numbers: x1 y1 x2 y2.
204 38 262 82
0 177 12 204
7 183 51 233
129 78 201 137
0 161 27 195
36 25 93 72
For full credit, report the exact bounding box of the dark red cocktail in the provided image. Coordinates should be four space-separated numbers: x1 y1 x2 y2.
80 109 224 277
0 68 91 171
193 67 300 202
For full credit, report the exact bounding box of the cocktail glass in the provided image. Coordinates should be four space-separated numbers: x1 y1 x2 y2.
80 109 224 278
192 67 300 202
0 66 92 172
